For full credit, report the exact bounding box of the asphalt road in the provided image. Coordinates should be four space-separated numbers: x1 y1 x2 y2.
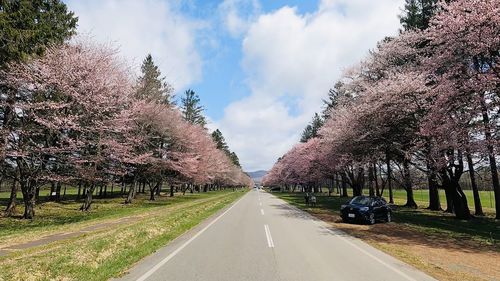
118 189 436 281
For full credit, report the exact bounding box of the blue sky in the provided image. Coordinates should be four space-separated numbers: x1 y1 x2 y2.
65 0 404 171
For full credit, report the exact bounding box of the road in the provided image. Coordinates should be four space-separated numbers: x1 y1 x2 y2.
118 189 436 281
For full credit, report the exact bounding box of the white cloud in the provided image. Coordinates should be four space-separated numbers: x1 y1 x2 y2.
218 0 404 171
67 0 203 91
218 0 260 37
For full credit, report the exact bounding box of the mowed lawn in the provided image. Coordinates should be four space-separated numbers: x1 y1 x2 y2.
276 191 499 242
0 189 247 281
330 188 496 214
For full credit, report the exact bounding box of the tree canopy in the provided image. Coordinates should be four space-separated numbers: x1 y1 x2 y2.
0 0 78 67
135 54 174 104
181 89 207 127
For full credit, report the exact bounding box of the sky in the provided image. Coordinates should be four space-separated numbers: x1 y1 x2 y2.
65 0 404 172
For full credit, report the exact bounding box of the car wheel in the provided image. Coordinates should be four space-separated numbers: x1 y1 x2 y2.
368 213 375 225
386 211 392 223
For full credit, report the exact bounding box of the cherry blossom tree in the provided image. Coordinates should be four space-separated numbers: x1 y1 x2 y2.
0 41 135 217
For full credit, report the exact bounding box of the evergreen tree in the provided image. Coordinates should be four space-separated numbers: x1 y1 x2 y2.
135 54 174 104
1 0 77 211
399 0 440 31
300 113 323 142
0 0 78 67
211 129 229 152
229 151 241 167
300 125 313 143
180 89 207 127
322 81 350 120
211 128 241 167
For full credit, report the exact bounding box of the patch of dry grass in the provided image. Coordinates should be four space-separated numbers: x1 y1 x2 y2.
0 190 246 281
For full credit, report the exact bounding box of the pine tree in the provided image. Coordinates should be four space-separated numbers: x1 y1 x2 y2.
180 89 207 127
211 129 241 167
1 0 77 215
399 0 440 31
211 129 229 152
0 0 78 67
229 152 241 167
300 113 323 142
135 54 174 104
300 125 313 143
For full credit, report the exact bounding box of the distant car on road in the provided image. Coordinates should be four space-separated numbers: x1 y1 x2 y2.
340 196 391 225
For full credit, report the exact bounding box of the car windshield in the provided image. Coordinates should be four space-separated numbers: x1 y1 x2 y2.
349 196 372 206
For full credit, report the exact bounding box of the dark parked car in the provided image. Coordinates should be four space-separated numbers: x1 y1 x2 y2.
340 196 391 224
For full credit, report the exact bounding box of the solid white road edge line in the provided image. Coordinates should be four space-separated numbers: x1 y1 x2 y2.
281 200 421 281
135 194 247 281
261 209 265 215
311 219 419 281
264 224 275 248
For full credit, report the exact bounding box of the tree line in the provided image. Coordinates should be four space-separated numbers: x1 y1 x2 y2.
0 0 252 219
263 0 500 220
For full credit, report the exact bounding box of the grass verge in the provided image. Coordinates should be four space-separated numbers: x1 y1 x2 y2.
274 191 500 281
0 190 246 281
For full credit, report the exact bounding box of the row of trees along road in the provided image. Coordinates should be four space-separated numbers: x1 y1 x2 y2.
263 0 500 220
0 0 252 219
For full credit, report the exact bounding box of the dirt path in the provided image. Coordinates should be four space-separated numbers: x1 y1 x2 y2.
0 194 226 257
0 216 141 257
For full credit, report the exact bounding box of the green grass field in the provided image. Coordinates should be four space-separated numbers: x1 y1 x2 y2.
275 191 500 243
0 189 247 280
327 188 496 214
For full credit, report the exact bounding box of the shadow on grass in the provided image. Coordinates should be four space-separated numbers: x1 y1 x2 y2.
273 191 500 253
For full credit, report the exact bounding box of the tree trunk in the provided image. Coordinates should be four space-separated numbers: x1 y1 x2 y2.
341 174 348 197
121 179 125 194
442 175 471 219
466 151 484 216
5 180 18 216
480 93 500 219
150 181 161 201
170 182 174 197
440 150 471 219
23 194 36 219
35 186 40 201
453 185 471 220
49 182 57 201
20 179 37 219
55 182 62 201
427 161 441 211
403 158 417 208
443 187 454 213
62 184 67 200
125 181 137 204
77 182 82 200
386 153 394 204
373 162 380 196
156 181 162 196
352 182 362 196
368 164 375 197
80 184 95 211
